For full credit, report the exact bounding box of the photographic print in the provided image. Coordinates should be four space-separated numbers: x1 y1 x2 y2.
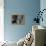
12 15 25 25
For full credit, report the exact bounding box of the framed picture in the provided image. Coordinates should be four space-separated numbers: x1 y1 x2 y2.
11 14 25 25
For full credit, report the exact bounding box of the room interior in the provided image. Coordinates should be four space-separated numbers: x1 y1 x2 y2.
0 0 46 46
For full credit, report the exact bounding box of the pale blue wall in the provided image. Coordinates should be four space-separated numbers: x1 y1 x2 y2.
4 0 40 42
40 0 46 27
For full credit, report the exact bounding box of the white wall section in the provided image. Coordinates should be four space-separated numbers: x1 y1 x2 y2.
0 0 4 42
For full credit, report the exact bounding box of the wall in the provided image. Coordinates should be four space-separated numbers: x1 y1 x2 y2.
4 0 40 42
0 0 4 42
40 0 46 27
